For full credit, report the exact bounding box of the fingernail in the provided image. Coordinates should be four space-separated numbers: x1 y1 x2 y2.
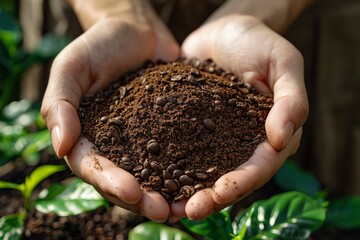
282 122 294 150
51 126 61 157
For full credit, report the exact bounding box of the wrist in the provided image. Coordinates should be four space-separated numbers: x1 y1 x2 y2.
207 0 314 33
68 0 156 30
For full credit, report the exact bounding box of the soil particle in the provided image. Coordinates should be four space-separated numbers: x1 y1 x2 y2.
79 58 273 203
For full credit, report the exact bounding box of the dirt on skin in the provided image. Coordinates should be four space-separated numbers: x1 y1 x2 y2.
78 58 273 203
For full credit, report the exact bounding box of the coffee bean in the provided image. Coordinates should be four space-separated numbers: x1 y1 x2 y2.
163 85 170 92
184 170 194 177
212 89 223 97
174 194 185 202
208 66 215 73
109 125 121 139
230 82 241 89
214 100 222 105
143 159 150 168
166 164 178 174
190 70 201 77
195 172 209 181
187 75 197 84
132 165 143 172
175 151 186 160
228 98 237 106
171 75 183 82
118 86 126 98
109 116 122 125
147 139 160 154
177 159 187 167
140 168 150 180
206 166 218 174
109 105 114 112
150 176 162 188
145 84 154 92
179 175 194 186
180 185 195 198
247 110 257 117
140 76 147 84
156 97 167 106
164 179 179 192
172 169 183 179
100 116 108 122
119 156 133 171
150 161 161 174
162 170 172 179
203 119 216 131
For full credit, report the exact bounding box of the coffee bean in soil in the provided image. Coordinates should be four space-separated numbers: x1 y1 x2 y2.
78 59 273 203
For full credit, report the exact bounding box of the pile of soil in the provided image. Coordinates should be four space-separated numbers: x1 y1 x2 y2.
79 59 273 203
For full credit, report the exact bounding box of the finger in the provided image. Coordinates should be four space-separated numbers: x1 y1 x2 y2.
138 191 170 223
170 199 187 219
65 137 143 205
185 188 216 220
212 128 302 205
266 43 308 150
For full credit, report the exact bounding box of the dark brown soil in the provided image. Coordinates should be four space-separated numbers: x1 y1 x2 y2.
79 59 273 203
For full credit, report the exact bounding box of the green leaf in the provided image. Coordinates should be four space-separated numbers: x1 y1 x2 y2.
274 160 321 197
0 180 21 191
181 207 233 240
21 164 66 201
0 213 25 240
233 192 327 240
325 196 360 229
35 178 108 216
32 33 69 60
0 9 22 58
21 129 51 165
129 222 194 240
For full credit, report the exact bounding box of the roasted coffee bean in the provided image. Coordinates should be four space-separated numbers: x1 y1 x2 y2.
150 161 161 174
179 175 194 186
99 145 110 153
162 170 172 179
145 84 154 92
119 157 133 171
164 179 179 192
184 170 194 177
100 116 108 122
118 86 126 98
109 125 121 139
247 110 258 117
228 98 237 106
203 119 216 131
177 159 187 167
109 116 122 125
213 94 222 100
109 105 114 112
147 139 160 154
175 151 186 160
212 89 223 97
156 97 167 106
190 70 201 77
150 176 162 188
171 75 183 81
132 165 143 172
172 169 183 179
206 166 218 174
194 184 205 190
230 82 241 89
187 75 197 84
163 85 170 92
180 185 195 198
143 159 150 168
166 163 178 174
136 177 142 184
174 194 185 202
195 172 209 181
140 168 150 180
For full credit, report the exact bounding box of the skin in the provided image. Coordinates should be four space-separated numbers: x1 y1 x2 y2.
41 0 310 222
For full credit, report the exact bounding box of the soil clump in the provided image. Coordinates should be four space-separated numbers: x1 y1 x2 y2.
79 59 273 203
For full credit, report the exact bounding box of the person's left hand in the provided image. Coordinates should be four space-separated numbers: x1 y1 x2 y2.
170 14 308 220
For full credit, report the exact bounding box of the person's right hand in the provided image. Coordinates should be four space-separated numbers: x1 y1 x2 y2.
41 0 180 222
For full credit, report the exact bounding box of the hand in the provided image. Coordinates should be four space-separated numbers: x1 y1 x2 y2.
177 15 308 220
41 11 180 221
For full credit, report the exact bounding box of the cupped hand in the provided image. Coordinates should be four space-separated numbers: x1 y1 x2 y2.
41 16 180 222
176 14 309 220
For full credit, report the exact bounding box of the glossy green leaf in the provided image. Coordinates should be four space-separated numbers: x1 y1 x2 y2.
325 196 360 229
129 222 194 240
181 207 233 240
35 178 108 216
0 213 25 240
21 129 51 165
274 160 321 197
32 33 69 60
233 192 327 240
0 9 21 58
21 164 66 201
